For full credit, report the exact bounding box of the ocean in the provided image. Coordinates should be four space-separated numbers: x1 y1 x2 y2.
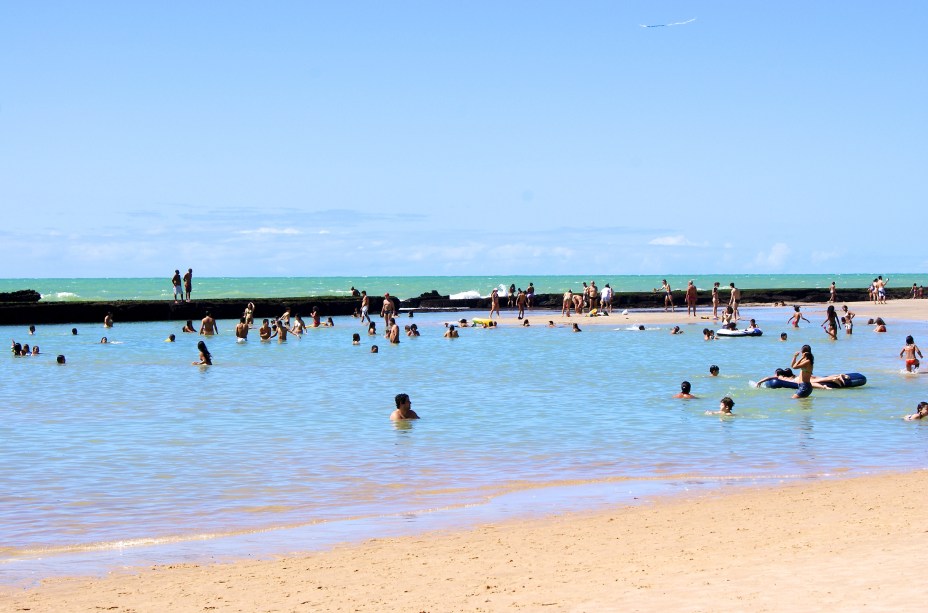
2 280 927 587
0 273 922 303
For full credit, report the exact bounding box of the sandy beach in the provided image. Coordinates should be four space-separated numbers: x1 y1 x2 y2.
491 298 925 330
5 297 926 612
5 470 925 612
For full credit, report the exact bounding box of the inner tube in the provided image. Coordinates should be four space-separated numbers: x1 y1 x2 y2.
762 378 799 389
818 372 867 388
762 372 867 390
716 328 763 337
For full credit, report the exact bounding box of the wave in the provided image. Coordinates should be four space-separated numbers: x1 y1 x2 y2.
39 292 80 301
450 290 482 300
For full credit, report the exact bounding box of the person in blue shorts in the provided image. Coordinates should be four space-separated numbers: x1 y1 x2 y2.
790 344 814 398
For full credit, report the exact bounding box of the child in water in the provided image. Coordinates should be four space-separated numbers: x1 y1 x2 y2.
899 335 923 372
787 306 809 328
706 397 735 415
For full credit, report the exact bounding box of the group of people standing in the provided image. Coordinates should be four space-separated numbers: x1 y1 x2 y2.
559 281 614 317
171 269 193 303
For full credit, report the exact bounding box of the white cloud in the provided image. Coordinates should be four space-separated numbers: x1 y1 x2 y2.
753 243 791 269
648 235 708 248
237 227 302 236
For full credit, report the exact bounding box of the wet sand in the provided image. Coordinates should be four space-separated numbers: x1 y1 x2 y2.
5 471 926 612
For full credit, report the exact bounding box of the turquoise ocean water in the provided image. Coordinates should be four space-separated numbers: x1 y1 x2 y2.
2 277 927 587
1 273 924 302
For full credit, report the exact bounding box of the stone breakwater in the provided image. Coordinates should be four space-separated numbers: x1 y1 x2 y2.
0 286 905 326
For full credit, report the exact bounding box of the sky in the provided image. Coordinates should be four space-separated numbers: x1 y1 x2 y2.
1 1 926 277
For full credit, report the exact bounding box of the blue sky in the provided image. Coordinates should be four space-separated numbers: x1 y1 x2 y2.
2 1 925 277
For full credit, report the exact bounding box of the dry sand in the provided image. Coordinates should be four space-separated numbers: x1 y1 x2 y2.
5 298 926 612
5 471 926 612
493 298 925 329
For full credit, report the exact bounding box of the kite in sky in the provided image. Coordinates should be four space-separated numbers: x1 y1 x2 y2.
639 18 696 28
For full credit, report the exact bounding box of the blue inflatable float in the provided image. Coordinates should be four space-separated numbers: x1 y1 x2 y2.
762 372 867 389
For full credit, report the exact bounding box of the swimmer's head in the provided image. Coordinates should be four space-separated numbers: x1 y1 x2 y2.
680 381 691 394
100 337 108 343
638 325 645 330
906 335 915 344
370 345 379 353
720 397 735 412
709 365 719 376
780 332 788 341
28 325 35 333
167 334 175 342
71 328 78 335
57 354 66 364
794 306 801 312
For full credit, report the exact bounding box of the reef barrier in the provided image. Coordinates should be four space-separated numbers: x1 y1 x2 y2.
0 287 905 326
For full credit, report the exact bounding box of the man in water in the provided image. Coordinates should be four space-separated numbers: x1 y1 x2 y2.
390 393 419 420
387 320 400 344
200 311 219 336
183 268 193 302
673 381 696 399
235 317 249 341
381 293 395 325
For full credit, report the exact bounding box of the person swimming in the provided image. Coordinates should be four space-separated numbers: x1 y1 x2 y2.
673 381 696 399
903 401 928 421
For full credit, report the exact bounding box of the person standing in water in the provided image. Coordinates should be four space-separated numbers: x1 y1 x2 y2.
390 393 419 420
192 340 212 365
822 305 840 340
900 335 923 372
200 311 219 335
788 306 810 328
790 344 814 399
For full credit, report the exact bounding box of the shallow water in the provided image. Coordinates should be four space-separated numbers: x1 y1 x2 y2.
2 305 927 585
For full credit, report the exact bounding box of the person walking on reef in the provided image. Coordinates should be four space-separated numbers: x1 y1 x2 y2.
171 270 183 303
183 268 193 302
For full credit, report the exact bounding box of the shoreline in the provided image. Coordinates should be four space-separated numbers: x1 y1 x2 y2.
6 469 926 611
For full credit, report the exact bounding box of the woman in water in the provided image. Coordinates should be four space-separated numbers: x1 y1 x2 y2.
821 305 840 340
193 340 212 365
790 345 814 398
